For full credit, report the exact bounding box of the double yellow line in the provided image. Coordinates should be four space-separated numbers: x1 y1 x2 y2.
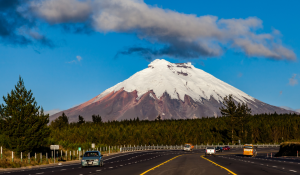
140 155 182 175
201 155 237 175
140 154 236 175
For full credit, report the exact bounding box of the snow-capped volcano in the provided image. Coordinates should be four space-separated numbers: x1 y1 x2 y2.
97 59 254 104
50 59 292 122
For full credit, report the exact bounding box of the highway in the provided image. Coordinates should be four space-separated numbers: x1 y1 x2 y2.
1 147 299 175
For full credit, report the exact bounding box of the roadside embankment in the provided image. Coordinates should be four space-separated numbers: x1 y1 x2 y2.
275 142 300 157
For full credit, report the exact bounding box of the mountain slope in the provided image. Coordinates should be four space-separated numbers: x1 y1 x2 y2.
50 59 293 122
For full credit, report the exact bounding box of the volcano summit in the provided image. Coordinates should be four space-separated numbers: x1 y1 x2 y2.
51 59 291 122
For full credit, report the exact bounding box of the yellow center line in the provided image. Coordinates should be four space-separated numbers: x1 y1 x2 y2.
140 155 182 175
201 155 237 175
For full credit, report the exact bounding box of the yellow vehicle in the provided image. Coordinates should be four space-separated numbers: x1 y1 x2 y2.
243 144 257 157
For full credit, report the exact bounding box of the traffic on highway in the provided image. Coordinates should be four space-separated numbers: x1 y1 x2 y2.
0 146 299 175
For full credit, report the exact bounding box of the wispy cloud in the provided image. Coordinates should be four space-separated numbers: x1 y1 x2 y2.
44 108 62 116
289 74 298 86
76 55 82 61
28 0 296 60
280 106 300 114
68 55 83 64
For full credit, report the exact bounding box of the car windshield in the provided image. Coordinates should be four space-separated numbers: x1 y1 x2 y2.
207 147 214 149
83 152 99 157
244 146 253 149
185 145 190 148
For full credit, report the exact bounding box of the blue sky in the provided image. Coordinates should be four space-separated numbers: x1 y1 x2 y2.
0 0 299 114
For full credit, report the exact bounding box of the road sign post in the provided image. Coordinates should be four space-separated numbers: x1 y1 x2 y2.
78 147 81 160
50 145 59 164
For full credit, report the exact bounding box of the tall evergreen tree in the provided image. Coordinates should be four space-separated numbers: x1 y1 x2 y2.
0 76 50 153
238 103 251 142
219 94 239 144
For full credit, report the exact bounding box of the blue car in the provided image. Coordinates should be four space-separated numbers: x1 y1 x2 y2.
81 151 104 167
215 146 223 152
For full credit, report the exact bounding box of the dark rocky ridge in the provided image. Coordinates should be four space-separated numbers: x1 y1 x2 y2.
50 90 294 123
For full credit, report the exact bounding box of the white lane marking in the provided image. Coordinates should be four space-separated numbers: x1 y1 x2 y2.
61 169 67 171
290 170 297 172
96 170 101 171
109 167 113 169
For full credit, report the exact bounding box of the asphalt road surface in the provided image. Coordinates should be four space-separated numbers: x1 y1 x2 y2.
1 147 299 175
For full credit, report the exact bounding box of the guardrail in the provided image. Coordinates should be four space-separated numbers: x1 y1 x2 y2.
0 143 280 165
119 143 280 152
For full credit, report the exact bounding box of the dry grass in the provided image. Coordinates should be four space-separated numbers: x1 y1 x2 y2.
0 147 79 168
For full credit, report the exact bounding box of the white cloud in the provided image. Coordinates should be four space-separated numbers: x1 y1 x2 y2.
30 0 296 60
67 55 82 63
44 109 62 116
289 74 298 86
76 55 82 61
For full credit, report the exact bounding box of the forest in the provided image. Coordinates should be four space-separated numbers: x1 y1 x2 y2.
48 112 300 150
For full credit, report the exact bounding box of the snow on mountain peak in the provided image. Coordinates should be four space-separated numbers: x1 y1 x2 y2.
95 59 254 104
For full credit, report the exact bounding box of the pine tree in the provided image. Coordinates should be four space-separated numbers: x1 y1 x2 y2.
219 94 239 144
0 76 50 154
50 112 69 129
78 115 85 124
238 103 251 143
92 114 102 123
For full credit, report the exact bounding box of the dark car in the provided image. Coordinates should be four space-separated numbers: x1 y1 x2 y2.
215 146 223 152
81 151 104 167
223 146 231 151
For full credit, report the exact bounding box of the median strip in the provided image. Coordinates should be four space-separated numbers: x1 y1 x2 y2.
201 155 237 175
140 155 182 175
